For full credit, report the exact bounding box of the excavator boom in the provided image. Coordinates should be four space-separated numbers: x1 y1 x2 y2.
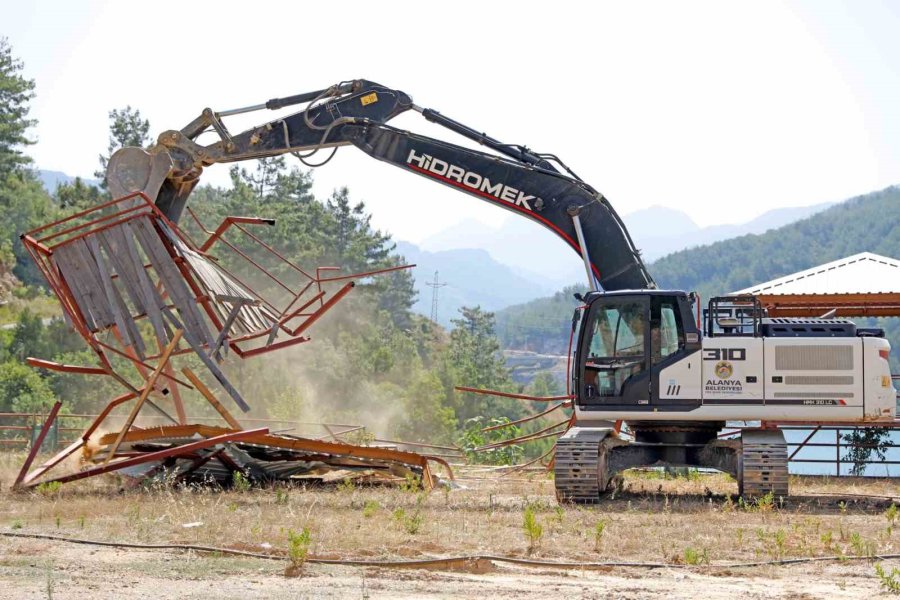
107 79 654 291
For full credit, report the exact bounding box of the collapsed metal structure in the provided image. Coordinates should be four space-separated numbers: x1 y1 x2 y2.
15 192 451 489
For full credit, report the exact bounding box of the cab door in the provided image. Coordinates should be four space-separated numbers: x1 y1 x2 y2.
579 295 651 406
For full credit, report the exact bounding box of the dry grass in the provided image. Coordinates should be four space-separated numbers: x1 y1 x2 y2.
0 451 897 568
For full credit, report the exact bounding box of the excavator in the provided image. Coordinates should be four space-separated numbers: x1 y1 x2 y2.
107 79 897 502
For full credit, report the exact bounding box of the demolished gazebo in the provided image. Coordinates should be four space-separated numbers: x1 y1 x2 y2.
15 192 451 490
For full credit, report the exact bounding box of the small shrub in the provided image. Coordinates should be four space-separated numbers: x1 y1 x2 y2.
820 531 833 551
402 512 424 535
232 471 250 493
755 491 775 512
285 527 312 577
773 529 787 560
36 481 61 497
392 496 425 534
683 547 709 566
11 519 23 530
523 505 543 554
875 563 900 594
593 520 607 553
274 488 289 505
886 504 898 535
849 532 874 558
399 473 421 494
337 478 356 494
553 506 565 525
362 500 379 518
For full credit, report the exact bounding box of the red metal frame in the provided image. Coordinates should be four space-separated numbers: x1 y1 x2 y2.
37 427 269 485
13 401 62 488
14 191 434 491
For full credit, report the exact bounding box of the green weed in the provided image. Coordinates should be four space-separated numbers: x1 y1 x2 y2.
232 471 250 493
392 495 425 534
886 504 898 536
875 563 900 594
36 481 61 497
337 478 356 494
400 473 422 493
362 500 379 518
849 532 875 558
773 529 787 560
683 547 709 565
755 491 775 512
285 527 312 576
593 520 607 553
523 505 543 554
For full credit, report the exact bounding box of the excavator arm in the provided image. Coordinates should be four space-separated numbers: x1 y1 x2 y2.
107 80 655 291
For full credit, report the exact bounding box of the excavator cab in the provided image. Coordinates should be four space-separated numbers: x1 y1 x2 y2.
576 290 701 409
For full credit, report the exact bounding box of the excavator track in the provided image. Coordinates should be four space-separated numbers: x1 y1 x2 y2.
554 428 610 504
739 429 789 499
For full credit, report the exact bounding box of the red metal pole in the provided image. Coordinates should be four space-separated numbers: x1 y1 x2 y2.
13 401 62 489
455 386 575 402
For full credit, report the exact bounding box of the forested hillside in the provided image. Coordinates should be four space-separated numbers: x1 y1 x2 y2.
497 185 900 365
652 185 900 297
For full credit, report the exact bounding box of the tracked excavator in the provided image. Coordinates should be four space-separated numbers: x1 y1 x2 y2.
107 80 897 502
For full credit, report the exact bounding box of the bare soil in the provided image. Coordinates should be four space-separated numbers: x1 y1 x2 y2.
0 453 898 599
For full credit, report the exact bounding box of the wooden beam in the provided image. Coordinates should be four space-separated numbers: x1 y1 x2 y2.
181 367 243 431
103 330 183 465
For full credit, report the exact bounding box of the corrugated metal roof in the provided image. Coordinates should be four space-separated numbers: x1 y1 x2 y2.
733 252 900 296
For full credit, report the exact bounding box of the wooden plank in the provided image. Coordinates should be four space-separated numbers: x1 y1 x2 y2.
171 237 270 335
181 367 243 430
97 225 148 316
102 330 183 465
165 364 187 425
209 302 245 360
87 235 146 358
70 239 116 328
163 309 250 413
118 221 170 346
132 218 216 350
52 246 100 330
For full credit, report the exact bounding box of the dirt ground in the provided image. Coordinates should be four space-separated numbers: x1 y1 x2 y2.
0 453 898 599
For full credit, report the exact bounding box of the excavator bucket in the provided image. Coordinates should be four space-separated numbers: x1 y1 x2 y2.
106 146 172 202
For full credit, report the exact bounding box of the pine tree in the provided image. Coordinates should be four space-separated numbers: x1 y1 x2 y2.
0 38 36 177
95 106 151 187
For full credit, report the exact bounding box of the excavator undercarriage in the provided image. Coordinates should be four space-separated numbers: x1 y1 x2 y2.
553 425 789 503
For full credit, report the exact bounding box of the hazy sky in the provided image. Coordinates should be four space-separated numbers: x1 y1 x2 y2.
5 1 900 244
